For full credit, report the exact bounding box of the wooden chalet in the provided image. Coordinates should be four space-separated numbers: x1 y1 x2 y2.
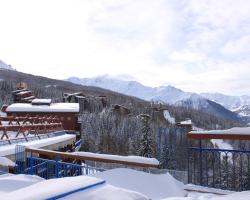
111 104 131 116
63 92 85 103
5 101 80 131
12 82 36 103
176 119 192 132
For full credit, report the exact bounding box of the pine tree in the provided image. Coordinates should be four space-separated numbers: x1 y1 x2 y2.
138 114 154 158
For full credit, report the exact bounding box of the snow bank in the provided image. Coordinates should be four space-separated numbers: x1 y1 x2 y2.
0 156 15 167
6 103 79 113
64 184 148 200
74 152 159 166
190 127 250 135
0 174 44 195
91 168 187 200
1 175 148 200
184 184 233 195
212 191 250 200
161 191 250 200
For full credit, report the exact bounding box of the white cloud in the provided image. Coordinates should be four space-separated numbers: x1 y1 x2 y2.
168 50 206 62
0 0 250 95
221 35 250 55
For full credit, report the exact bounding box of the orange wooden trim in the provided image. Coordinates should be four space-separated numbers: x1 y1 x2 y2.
188 133 250 140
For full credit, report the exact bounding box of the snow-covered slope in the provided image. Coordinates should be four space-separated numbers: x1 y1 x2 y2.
201 93 250 110
175 94 240 121
0 60 13 70
201 93 250 120
234 105 250 117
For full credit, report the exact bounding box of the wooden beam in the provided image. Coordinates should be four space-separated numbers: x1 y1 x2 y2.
25 147 159 168
188 133 250 140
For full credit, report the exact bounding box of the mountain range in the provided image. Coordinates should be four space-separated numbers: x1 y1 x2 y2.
0 58 248 124
67 75 250 123
0 63 245 129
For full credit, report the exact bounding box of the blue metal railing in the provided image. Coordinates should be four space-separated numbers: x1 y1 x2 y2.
157 127 250 191
14 145 102 179
188 146 250 191
15 156 102 179
157 128 188 171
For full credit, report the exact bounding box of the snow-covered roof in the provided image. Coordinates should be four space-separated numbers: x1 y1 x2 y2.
74 152 159 166
6 103 79 113
190 127 250 135
180 119 192 125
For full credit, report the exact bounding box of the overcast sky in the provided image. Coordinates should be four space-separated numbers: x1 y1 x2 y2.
0 0 250 95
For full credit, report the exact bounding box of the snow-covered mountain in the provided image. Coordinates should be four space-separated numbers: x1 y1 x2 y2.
200 93 250 110
201 93 250 118
0 59 14 70
66 75 245 122
67 75 193 104
175 94 240 121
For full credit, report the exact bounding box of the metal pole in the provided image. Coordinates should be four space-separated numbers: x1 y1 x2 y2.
199 139 203 186
187 129 190 184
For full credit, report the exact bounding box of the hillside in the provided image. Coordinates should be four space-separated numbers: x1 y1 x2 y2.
66 75 246 123
0 69 148 108
0 69 244 130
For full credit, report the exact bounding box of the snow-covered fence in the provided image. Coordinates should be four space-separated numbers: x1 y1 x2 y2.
157 128 188 170
14 145 159 179
157 127 189 183
188 128 250 191
157 127 250 191
15 145 100 179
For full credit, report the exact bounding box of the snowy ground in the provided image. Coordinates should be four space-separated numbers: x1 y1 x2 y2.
0 168 249 200
91 168 186 199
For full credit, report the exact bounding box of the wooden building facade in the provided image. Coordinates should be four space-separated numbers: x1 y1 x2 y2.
5 102 80 131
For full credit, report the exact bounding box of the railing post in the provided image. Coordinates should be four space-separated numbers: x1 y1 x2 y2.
179 128 183 171
86 162 89 175
199 139 203 186
30 153 34 175
157 128 162 166
186 129 190 184
163 128 167 169
169 128 172 169
55 156 59 178
173 128 177 170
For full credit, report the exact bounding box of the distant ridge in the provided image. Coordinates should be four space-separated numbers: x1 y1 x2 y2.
0 59 14 70
66 75 248 122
